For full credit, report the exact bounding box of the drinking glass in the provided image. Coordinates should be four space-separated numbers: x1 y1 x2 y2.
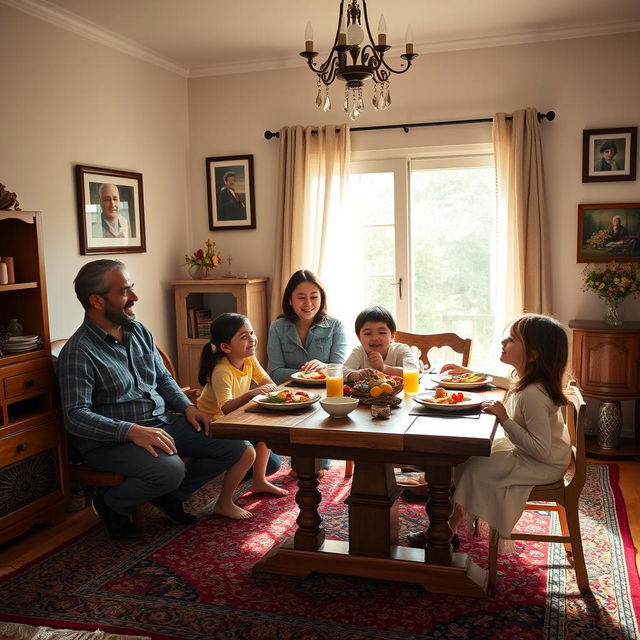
325 364 344 397
403 355 420 394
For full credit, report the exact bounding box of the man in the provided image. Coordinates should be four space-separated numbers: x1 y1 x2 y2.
605 215 637 254
217 171 246 221
596 140 622 172
57 260 253 541
92 183 129 238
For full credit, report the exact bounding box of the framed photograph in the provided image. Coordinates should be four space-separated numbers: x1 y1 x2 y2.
206 155 256 230
75 165 146 255
577 203 640 262
582 127 637 182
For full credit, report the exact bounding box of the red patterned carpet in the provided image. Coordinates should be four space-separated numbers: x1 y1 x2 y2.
0 463 638 639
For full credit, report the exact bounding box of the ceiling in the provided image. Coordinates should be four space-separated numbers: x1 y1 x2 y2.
8 0 640 77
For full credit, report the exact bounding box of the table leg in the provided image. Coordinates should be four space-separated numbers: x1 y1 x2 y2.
345 462 400 556
422 464 454 566
291 454 325 551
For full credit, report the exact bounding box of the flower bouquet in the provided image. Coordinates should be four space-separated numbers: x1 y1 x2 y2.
581 262 640 325
185 239 222 278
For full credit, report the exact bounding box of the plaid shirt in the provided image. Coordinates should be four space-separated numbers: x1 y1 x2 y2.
58 317 191 453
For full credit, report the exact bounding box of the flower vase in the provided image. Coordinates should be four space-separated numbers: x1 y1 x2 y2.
603 299 622 326
188 265 207 279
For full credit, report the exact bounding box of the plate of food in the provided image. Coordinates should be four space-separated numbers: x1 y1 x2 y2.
430 372 493 389
413 388 485 411
290 371 327 385
253 390 320 410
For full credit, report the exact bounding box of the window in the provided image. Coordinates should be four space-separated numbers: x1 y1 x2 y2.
325 144 501 371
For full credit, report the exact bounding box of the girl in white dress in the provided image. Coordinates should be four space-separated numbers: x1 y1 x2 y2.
408 314 571 550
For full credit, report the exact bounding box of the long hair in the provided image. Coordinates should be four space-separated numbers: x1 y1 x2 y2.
280 269 328 324
197 313 248 386
510 314 568 406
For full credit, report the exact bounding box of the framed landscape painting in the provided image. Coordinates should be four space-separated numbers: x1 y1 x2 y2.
577 203 640 262
206 155 256 231
582 127 637 183
75 165 146 255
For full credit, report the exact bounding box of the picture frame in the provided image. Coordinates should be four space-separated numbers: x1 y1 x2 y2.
577 203 640 262
582 127 637 182
206 155 256 230
75 165 146 255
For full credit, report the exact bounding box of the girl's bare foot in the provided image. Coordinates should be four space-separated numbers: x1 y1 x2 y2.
251 480 289 496
212 501 253 519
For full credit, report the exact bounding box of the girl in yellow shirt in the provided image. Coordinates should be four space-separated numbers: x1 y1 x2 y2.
197 313 288 519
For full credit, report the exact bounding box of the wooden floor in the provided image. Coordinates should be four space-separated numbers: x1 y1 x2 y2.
1 459 639 579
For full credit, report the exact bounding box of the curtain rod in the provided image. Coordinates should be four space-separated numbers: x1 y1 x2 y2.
263 110 555 139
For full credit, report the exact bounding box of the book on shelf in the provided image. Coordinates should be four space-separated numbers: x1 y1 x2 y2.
195 308 212 339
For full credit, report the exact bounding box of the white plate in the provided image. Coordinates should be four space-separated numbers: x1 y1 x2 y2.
253 392 321 410
414 390 485 411
290 371 327 385
7 335 39 343
430 373 493 389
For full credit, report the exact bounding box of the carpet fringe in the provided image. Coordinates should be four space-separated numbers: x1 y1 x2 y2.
0 623 151 640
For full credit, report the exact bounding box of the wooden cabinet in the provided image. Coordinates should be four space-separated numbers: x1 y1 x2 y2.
170 278 268 389
569 320 640 457
0 211 68 543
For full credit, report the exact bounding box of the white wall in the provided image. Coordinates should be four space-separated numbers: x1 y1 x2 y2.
0 5 190 353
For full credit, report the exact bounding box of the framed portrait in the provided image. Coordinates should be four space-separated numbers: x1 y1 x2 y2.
577 203 640 262
582 127 637 183
75 165 146 255
206 155 256 231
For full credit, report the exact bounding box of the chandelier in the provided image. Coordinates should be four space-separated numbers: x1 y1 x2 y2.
300 0 418 121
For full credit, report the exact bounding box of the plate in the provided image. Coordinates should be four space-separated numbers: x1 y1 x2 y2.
253 392 321 410
7 335 39 343
430 373 493 389
413 390 485 411
290 371 327 385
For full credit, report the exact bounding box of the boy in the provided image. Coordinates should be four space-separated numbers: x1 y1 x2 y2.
343 306 415 382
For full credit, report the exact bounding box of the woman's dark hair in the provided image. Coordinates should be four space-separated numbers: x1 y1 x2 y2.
354 306 396 335
198 313 248 385
510 314 568 406
280 269 327 324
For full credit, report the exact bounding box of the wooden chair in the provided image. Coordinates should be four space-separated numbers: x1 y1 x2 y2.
487 381 589 592
51 339 197 521
394 330 472 370
343 331 472 478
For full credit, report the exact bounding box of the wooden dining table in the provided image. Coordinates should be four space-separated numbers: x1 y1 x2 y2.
211 382 503 597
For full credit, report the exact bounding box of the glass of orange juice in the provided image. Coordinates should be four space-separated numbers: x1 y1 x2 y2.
402 356 420 395
325 364 344 397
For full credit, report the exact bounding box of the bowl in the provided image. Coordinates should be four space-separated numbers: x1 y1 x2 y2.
320 397 359 418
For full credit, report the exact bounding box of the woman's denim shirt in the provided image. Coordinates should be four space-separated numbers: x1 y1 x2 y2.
267 316 348 384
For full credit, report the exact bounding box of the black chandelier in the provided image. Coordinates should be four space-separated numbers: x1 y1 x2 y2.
300 0 418 120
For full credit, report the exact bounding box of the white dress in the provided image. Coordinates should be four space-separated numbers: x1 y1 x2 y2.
453 383 571 538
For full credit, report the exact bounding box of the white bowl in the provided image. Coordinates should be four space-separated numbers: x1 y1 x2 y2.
320 396 359 418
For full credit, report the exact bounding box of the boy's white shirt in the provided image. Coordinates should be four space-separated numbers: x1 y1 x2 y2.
343 341 414 379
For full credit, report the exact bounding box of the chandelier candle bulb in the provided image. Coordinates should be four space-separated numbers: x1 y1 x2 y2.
305 21 314 52
378 15 387 45
338 12 347 45
405 24 414 54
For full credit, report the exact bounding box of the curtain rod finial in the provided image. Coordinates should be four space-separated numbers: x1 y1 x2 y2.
264 130 279 139
538 110 556 122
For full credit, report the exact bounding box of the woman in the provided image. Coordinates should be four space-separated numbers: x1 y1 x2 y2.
267 270 348 474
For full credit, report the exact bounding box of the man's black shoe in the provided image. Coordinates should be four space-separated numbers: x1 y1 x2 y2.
150 494 198 525
92 493 141 542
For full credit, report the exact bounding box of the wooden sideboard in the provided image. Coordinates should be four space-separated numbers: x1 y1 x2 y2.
569 320 640 457
170 278 268 390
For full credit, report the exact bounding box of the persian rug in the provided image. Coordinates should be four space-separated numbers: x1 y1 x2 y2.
0 463 638 640
0 622 150 640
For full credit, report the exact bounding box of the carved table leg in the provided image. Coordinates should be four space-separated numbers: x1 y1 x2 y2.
422 464 454 566
291 455 325 550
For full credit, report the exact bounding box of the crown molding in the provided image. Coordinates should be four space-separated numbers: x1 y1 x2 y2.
1 0 189 77
3 0 639 80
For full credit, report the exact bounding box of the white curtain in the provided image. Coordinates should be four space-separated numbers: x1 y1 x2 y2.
493 108 552 337
270 124 351 320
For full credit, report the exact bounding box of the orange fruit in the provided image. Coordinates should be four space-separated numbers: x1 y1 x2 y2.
370 386 384 398
380 383 393 395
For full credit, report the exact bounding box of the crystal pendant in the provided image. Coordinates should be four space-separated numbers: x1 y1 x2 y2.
357 87 364 112
372 84 380 110
385 84 391 107
315 80 323 108
323 90 331 112
344 86 349 114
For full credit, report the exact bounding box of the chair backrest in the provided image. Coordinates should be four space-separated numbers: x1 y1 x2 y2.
394 330 472 369
156 344 177 380
565 380 587 492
